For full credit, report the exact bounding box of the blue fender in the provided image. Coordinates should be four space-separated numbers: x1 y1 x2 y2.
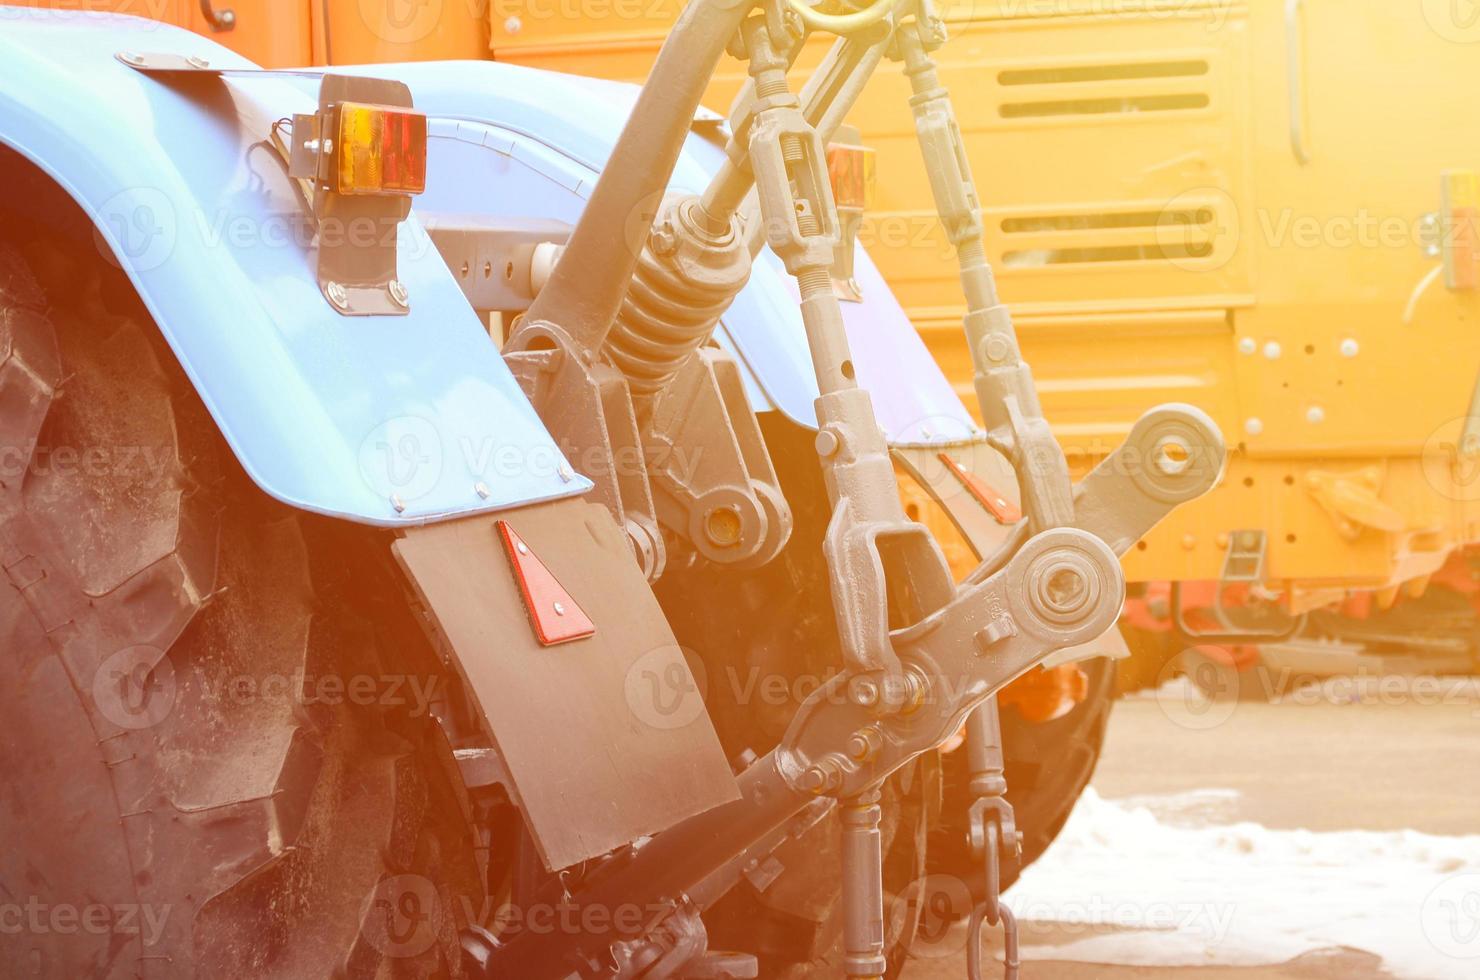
324 59 980 445
0 12 592 525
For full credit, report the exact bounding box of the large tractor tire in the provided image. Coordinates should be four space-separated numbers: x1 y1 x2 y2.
0 236 481 978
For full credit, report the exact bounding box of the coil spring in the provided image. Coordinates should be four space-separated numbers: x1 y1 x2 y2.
603 200 749 396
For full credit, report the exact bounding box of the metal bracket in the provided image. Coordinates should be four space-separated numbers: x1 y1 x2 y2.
116 54 420 316
645 348 792 568
504 329 667 581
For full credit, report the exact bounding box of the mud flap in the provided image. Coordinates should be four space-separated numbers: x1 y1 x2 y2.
394 497 738 870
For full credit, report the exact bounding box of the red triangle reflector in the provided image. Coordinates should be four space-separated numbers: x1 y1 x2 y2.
495 520 596 646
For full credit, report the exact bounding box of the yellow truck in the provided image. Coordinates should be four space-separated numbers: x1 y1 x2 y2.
491 0 1480 685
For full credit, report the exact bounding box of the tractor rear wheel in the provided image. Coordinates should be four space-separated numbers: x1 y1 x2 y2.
0 236 481 978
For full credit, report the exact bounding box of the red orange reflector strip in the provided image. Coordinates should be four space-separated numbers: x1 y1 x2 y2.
938 452 1022 525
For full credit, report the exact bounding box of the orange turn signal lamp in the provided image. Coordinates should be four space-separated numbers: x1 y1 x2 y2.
330 101 428 197
826 140 876 212
289 101 428 198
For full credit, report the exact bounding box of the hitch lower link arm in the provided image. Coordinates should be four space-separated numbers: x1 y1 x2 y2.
488 396 1224 976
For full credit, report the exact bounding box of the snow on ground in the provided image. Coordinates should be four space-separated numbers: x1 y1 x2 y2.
1004 788 1480 979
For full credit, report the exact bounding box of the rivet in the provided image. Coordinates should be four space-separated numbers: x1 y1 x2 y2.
1339 338 1359 357
553 602 566 616
1244 417 1264 436
515 541 529 555
388 279 409 307
1237 337 1256 355
119 51 143 65
558 463 574 482
1182 534 1196 550
186 55 211 69
1263 341 1281 360
1306 405 1325 424
475 481 491 499
504 14 522 33
390 493 406 514
326 281 349 310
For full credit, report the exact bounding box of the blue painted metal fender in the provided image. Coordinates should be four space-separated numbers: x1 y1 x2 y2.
324 59 980 446
0 12 592 526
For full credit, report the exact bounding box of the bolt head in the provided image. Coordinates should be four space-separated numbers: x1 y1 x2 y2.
814 428 840 458
703 506 744 547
